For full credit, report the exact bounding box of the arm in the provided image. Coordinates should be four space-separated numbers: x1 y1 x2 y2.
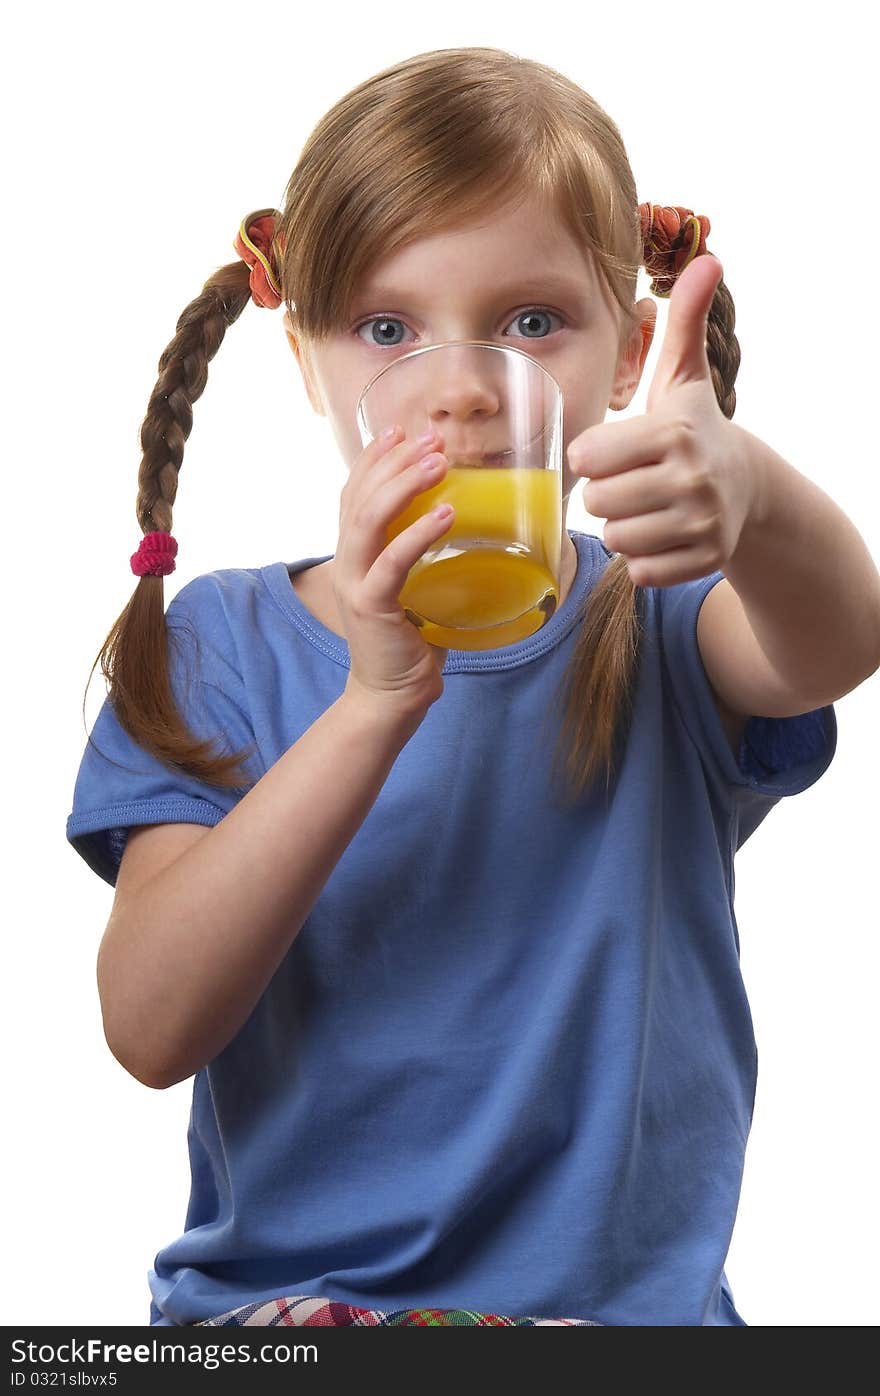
718 426 880 708
98 688 429 1089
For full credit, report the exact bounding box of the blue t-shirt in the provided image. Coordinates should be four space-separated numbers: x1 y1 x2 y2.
66 530 837 1326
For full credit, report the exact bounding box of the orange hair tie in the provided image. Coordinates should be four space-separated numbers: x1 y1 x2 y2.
233 208 286 309
638 203 712 298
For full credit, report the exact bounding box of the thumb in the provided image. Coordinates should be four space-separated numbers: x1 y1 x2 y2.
648 253 724 403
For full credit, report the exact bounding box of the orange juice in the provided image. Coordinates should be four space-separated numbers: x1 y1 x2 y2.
386 466 562 650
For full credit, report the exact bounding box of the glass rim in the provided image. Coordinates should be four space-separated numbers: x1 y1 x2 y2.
355 338 564 419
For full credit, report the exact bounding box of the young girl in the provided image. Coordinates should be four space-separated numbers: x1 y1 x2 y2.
68 47 863 1327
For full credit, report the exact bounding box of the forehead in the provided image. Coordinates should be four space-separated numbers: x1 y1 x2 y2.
353 194 595 303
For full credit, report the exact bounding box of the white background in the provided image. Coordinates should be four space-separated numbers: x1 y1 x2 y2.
6 0 877 1328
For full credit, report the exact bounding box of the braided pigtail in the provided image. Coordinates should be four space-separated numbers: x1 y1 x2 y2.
83 257 261 790
546 204 742 808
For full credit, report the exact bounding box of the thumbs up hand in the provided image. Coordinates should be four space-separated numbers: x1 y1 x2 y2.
569 254 758 587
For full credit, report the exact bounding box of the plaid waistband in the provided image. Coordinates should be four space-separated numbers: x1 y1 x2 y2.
195 1294 603 1326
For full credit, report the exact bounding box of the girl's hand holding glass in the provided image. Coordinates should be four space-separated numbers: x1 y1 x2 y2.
335 422 454 718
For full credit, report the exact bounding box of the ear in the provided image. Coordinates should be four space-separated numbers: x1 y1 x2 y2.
283 312 326 417
608 297 657 411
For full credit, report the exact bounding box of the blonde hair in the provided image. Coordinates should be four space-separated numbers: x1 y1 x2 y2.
86 46 741 806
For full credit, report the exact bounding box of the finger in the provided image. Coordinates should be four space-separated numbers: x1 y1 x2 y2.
648 255 723 399
602 503 700 558
343 424 407 507
344 427 443 514
568 414 668 482
583 459 677 521
366 427 447 498
345 447 449 581
362 503 456 611
625 543 718 589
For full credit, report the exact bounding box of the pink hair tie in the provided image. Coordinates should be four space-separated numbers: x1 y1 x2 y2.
131 531 178 578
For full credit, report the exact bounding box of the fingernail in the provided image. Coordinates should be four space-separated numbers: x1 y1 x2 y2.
416 429 436 446
381 424 400 440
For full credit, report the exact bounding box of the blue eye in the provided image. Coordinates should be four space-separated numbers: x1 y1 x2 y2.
504 308 562 339
353 307 564 347
355 317 413 347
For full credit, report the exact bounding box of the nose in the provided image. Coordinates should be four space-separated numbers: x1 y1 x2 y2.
427 365 502 430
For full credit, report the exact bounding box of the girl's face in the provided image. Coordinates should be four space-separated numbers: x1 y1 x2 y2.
286 190 657 505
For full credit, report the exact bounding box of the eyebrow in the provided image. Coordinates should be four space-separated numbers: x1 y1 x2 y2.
352 274 589 305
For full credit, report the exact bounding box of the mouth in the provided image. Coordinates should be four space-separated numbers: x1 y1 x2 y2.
452 450 511 467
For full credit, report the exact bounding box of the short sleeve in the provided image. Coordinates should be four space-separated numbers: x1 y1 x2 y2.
655 570 837 814
66 577 261 888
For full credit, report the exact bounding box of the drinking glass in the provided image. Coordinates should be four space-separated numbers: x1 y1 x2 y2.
356 341 563 650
